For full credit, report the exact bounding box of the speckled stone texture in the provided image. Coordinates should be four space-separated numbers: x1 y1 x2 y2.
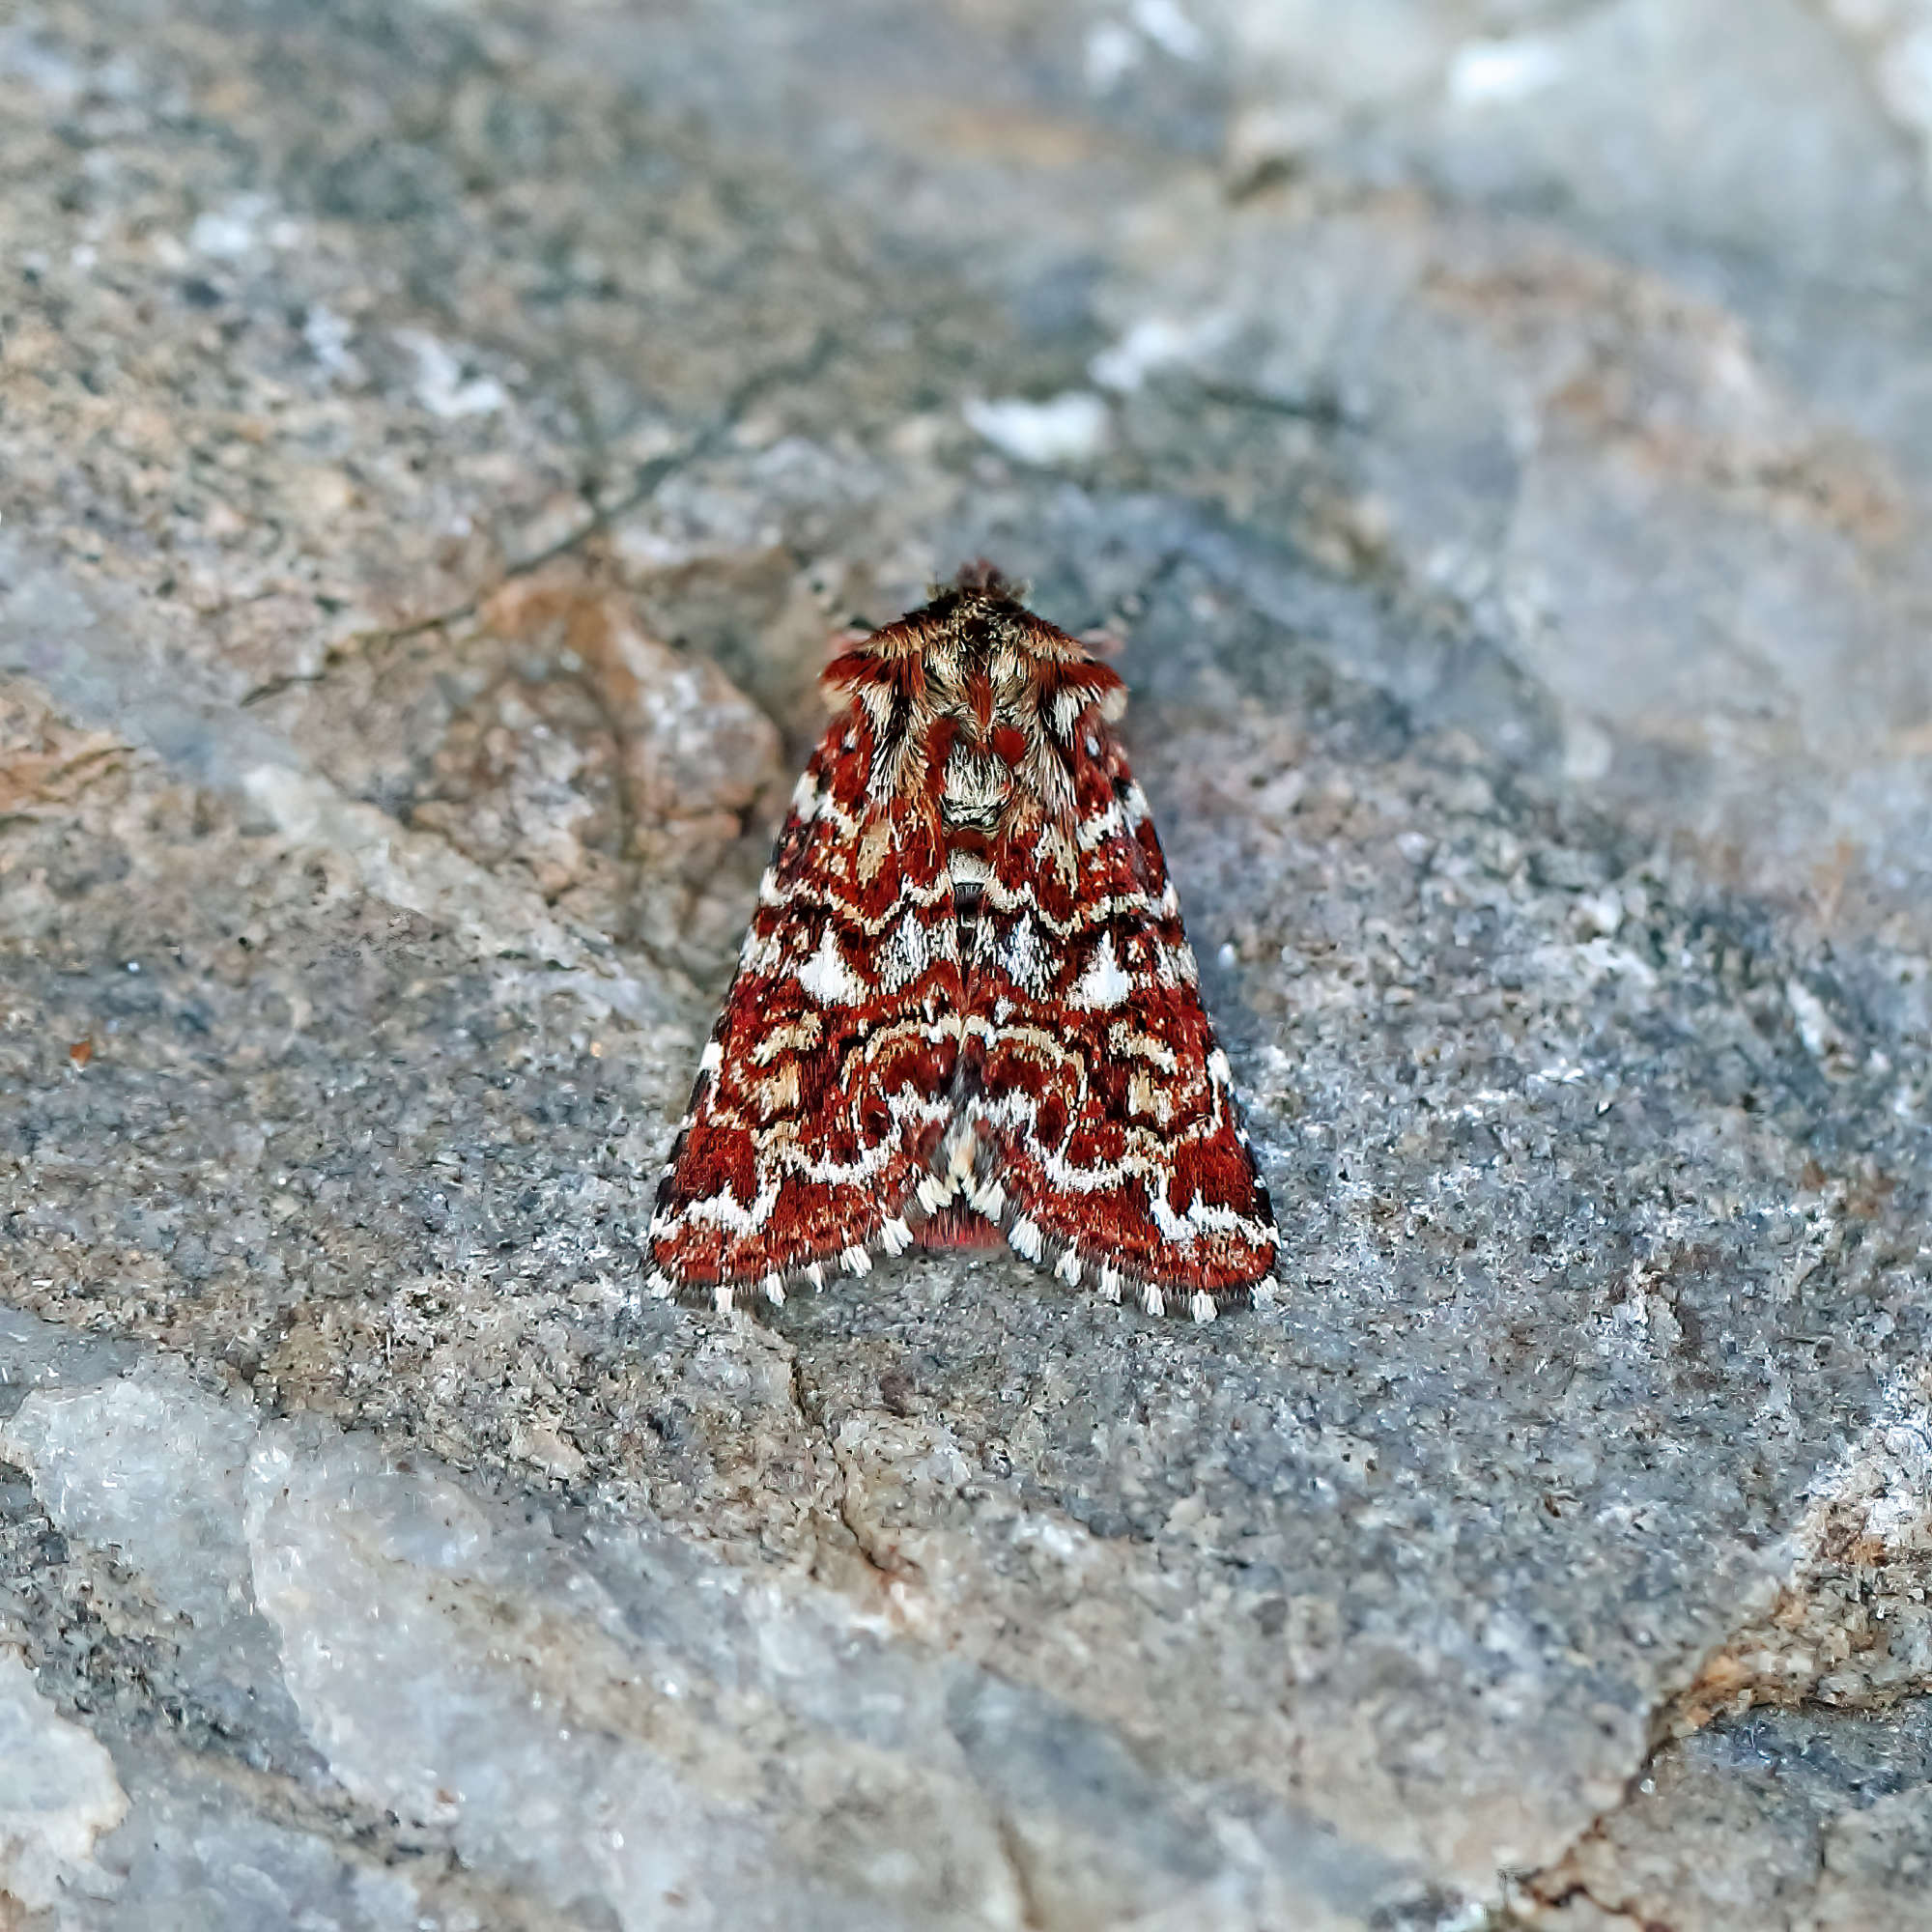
2 2 1929 1927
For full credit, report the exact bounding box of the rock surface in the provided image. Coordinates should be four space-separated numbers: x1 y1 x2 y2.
2 1 1929 1926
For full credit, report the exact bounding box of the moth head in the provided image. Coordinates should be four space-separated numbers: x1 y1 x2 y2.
939 559 1029 603
818 566 1127 764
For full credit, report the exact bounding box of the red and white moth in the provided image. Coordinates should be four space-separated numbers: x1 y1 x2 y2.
644 565 1277 1321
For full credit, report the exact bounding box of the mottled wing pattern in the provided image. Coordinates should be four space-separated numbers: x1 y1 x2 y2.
965 714 1277 1317
642 564 1275 1321
645 719 961 1310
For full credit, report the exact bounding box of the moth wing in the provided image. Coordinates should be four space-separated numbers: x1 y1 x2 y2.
966 723 1276 1315
647 720 960 1307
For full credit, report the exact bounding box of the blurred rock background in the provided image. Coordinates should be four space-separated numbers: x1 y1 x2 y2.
1 1 1930 1925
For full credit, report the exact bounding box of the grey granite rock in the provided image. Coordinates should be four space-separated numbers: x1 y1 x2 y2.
1 1 1929 1926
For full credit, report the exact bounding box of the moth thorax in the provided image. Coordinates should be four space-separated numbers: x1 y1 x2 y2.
939 744 1009 834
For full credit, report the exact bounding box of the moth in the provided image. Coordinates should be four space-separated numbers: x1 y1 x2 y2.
644 565 1277 1321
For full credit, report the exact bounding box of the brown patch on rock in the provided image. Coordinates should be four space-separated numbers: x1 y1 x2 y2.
1665 1363 1932 1738
406 561 784 971
1424 245 1908 552
623 546 859 757
0 688 125 818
